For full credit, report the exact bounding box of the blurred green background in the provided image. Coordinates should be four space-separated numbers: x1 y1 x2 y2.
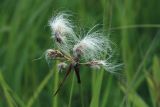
0 0 160 107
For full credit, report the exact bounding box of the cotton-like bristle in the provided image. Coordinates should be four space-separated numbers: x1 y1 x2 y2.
49 13 78 55
49 13 75 38
45 49 55 66
73 31 112 60
45 49 64 62
45 49 55 61
97 60 115 72
89 60 122 73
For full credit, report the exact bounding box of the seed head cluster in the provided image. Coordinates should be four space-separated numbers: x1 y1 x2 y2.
46 12 119 74
45 12 121 95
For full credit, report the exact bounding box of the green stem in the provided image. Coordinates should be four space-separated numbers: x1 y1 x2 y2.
79 84 85 107
68 73 75 107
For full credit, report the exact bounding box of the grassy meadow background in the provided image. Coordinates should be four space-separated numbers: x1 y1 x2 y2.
0 0 160 107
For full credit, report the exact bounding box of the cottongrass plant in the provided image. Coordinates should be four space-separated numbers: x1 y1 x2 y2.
46 12 120 95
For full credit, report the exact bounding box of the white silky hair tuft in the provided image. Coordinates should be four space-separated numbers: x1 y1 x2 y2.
73 31 112 61
45 49 54 60
45 49 55 66
49 12 78 55
97 60 118 73
49 13 74 37
90 60 122 73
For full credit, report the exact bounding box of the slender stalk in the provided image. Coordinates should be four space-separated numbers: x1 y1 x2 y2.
68 73 75 107
53 64 72 96
52 60 59 107
79 84 85 107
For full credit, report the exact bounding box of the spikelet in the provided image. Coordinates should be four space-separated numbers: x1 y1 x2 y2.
88 60 122 73
73 31 112 61
45 49 55 66
45 49 55 61
49 13 77 55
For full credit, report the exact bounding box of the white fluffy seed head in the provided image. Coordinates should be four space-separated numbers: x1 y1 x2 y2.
97 60 115 72
89 60 121 73
49 13 74 38
49 13 78 55
45 49 55 66
45 49 64 62
45 49 55 61
73 31 112 60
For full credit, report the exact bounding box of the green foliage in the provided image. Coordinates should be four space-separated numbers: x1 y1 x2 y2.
0 0 160 107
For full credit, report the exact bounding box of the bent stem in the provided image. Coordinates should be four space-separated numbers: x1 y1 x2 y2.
54 64 72 96
74 64 81 84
